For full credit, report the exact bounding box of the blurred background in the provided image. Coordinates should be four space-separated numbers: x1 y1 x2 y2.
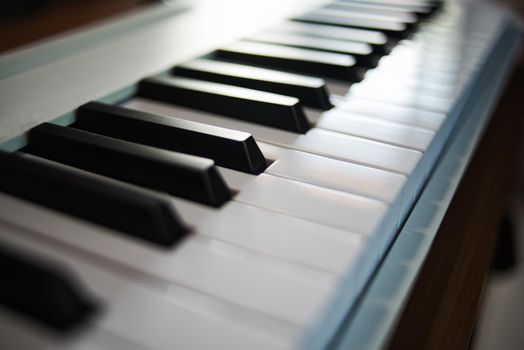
0 0 154 52
472 55 524 350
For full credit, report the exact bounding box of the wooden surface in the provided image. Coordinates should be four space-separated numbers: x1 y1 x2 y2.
387 51 524 350
0 0 150 53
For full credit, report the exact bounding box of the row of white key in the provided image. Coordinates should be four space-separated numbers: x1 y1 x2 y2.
0 4 501 350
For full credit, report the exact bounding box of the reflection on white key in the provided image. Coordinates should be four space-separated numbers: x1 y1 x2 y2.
332 96 445 130
356 70 457 98
317 109 435 151
170 237 334 322
236 174 388 234
269 21 388 45
0 221 295 350
385 44 463 69
296 129 421 175
259 142 406 203
123 98 302 145
0 314 151 350
0 193 333 327
365 62 458 86
347 87 454 113
195 234 338 289
172 197 364 275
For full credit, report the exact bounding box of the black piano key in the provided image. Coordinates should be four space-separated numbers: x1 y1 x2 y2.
74 101 267 174
0 243 97 331
173 59 333 109
338 0 440 14
320 4 419 23
138 76 311 133
24 123 231 207
215 41 365 82
293 12 409 37
246 31 379 68
0 151 188 246
270 21 394 55
326 0 432 18
338 0 438 6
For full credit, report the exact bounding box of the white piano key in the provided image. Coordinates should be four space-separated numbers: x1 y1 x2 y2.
332 96 446 130
326 61 458 99
167 196 365 275
384 42 462 60
135 161 386 238
167 166 384 271
0 222 296 350
217 166 257 190
295 129 422 175
0 192 333 327
199 202 365 275
123 98 421 175
347 85 455 113
374 61 462 82
176 234 337 291
317 109 435 151
373 46 462 73
304 106 324 124
365 62 458 85
0 314 152 350
236 174 388 234
362 47 464 86
259 142 406 203
201 231 335 298
351 75 456 99
386 46 462 67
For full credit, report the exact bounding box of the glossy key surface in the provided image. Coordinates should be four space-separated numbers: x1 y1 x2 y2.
216 41 364 82
24 123 231 207
0 152 188 246
247 32 378 67
294 11 409 37
75 102 267 174
173 59 332 109
139 76 311 133
269 21 394 54
326 1 430 18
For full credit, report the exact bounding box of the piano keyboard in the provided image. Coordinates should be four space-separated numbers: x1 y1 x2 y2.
0 0 520 349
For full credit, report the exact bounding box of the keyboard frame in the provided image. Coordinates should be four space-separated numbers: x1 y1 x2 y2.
323 20 523 350
0 1 522 349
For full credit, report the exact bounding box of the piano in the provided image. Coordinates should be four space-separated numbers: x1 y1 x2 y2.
0 0 521 349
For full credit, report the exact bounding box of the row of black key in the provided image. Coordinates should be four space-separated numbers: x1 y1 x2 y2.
0 0 442 332
208 1 435 80
138 77 312 133
23 123 232 207
0 0 437 246
0 0 436 245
